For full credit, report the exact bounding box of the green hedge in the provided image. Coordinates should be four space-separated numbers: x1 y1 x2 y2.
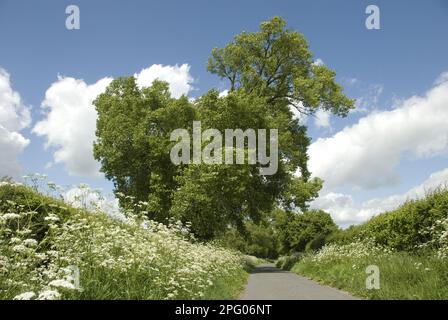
331 188 448 250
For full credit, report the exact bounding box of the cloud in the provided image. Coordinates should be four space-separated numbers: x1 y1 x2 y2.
33 64 194 177
312 167 448 227
33 76 113 177
344 77 358 86
311 192 357 226
219 89 229 98
289 101 308 125
309 74 448 190
64 185 125 221
353 83 383 113
0 127 30 178
314 109 331 128
435 71 448 85
313 58 325 66
135 64 193 98
0 68 31 178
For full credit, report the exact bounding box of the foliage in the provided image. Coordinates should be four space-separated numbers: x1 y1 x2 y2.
217 208 338 259
93 79 195 219
207 16 354 117
218 218 279 259
275 253 303 270
275 209 338 254
93 17 353 240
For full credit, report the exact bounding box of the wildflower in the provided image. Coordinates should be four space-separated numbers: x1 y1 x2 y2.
0 179 244 300
37 290 61 300
23 239 38 247
2 213 20 220
44 215 60 222
10 237 22 244
12 244 28 253
13 292 36 300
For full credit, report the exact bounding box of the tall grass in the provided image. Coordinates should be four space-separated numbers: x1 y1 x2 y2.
0 179 247 300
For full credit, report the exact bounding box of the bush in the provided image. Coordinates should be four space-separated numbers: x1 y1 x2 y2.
276 253 303 270
242 255 262 271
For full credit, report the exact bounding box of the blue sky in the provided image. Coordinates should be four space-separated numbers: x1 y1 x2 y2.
1 0 448 225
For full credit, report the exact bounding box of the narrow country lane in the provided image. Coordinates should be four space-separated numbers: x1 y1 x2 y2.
241 264 359 300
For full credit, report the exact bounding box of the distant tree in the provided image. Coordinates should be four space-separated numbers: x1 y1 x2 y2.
218 214 279 259
276 210 338 253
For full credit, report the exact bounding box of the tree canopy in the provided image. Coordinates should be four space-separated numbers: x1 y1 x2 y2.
208 16 354 116
93 17 354 240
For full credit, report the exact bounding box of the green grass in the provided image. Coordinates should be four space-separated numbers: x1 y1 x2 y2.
291 251 448 299
202 268 249 300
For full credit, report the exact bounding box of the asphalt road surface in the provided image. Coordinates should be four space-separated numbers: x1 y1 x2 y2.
241 264 359 300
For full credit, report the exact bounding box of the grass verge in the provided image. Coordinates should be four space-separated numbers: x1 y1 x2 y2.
291 250 448 299
0 182 248 300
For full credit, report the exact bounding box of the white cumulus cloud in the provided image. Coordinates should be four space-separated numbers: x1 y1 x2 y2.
33 76 113 177
309 74 448 190
0 68 31 178
313 58 325 66
135 64 193 98
33 64 194 177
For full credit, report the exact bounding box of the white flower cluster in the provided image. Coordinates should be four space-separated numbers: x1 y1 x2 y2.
422 216 448 259
310 238 393 264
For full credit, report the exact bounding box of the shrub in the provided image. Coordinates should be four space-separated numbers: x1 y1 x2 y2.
276 253 303 270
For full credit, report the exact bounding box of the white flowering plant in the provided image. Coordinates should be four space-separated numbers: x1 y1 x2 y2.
0 178 246 300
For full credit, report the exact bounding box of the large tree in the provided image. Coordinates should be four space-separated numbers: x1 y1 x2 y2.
207 16 354 117
93 17 354 240
93 78 195 218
